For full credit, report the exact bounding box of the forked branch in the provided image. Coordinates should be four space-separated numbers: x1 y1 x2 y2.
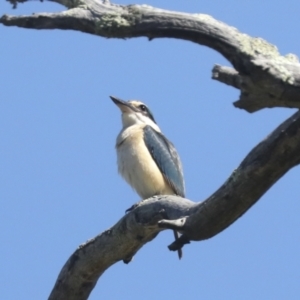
2 1 300 300
2 0 300 112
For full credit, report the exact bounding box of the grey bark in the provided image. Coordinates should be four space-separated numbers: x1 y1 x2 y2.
2 1 300 300
2 0 300 112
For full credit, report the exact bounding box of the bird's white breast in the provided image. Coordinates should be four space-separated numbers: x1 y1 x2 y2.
116 125 173 199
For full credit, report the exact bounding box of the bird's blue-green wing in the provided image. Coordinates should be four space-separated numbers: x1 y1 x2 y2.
143 125 185 197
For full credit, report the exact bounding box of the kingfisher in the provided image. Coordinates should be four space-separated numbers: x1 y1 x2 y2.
110 96 185 259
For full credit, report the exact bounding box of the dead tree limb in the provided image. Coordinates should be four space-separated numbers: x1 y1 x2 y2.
48 109 300 300
2 0 300 112
2 1 300 299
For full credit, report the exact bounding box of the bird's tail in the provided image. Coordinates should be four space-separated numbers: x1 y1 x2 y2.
173 230 183 259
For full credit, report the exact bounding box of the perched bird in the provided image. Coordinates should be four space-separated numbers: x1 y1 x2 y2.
110 96 185 259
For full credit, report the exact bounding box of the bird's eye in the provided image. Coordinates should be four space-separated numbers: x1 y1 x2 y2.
140 105 147 111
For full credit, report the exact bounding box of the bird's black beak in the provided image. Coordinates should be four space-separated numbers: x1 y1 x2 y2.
110 96 137 113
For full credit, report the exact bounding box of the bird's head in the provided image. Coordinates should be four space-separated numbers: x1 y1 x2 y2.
110 96 160 131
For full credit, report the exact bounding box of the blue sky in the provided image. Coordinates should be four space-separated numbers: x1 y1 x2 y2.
1 1 300 299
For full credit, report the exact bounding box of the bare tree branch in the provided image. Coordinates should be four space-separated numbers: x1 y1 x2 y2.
212 64 242 89
49 110 300 299
167 110 300 241
3 1 300 299
2 0 300 112
48 196 196 300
